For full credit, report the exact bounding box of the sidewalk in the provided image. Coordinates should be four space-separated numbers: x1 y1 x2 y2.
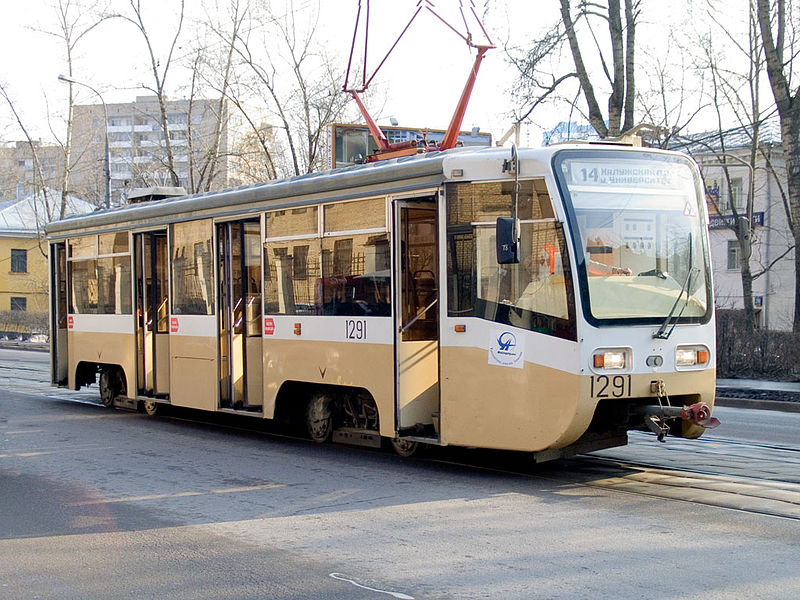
716 378 800 412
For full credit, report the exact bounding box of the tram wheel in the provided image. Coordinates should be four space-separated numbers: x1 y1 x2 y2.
306 393 334 443
141 399 161 416
390 438 420 457
99 367 124 408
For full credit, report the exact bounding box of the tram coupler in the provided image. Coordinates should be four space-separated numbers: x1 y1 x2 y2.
634 379 720 442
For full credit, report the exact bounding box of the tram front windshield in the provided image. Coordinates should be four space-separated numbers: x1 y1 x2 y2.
555 151 711 324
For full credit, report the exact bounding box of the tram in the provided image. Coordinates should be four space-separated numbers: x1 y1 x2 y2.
46 143 718 460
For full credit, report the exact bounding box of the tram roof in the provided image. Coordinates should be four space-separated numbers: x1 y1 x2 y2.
45 143 674 237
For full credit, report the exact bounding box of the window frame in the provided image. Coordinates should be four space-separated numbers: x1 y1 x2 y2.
10 249 27 274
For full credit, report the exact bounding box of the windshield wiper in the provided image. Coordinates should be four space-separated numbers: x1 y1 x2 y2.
653 234 697 339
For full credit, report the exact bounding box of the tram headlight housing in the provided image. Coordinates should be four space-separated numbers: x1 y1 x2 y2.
675 345 710 368
592 349 628 370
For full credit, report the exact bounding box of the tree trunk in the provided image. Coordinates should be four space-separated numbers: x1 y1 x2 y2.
757 0 800 331
560 0 609 138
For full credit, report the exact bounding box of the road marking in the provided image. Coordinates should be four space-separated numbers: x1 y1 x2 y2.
70 483 286 506
329 573 414 599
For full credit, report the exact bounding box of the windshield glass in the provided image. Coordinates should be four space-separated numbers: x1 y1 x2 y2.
555 151 711 324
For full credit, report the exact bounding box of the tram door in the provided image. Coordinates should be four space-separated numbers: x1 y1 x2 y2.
50 242 68 386
216 220 263 410
394 200 440 436
134 231 170 396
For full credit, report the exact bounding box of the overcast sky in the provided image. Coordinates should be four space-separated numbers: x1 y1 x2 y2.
0 1 744 148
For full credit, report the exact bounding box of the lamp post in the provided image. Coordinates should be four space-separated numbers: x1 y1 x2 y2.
58 74 110 208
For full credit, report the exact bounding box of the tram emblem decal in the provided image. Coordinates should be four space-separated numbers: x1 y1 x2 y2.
489 329 525 368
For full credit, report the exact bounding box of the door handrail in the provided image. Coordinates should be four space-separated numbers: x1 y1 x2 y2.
399 298 438 334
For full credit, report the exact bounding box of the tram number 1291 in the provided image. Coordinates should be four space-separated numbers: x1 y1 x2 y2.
345 319 367 340
590 374 631 398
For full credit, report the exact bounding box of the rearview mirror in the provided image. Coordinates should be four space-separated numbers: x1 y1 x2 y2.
496 217 519 264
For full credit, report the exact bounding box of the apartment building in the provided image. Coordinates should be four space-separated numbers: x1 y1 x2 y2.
0 141 64 203
70 96 259 205
672 123 794 330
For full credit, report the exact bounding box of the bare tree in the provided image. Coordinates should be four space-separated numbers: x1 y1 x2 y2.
509 0 641 139
0 84 55 252
231 0 352 177
39 0 110 216
184 0 250 192
669 1 797 331
757 0 800 331
118 0 185 187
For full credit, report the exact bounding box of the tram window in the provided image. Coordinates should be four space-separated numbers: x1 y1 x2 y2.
69 258 98 313
69 235 97 259
318 233 390 316
324 197 385 232
96 256 132 314
171 220 214 315
445 180 576 340
266 206 318 237
98 232 129 255
263 241 321 315
243 222 262 336
446 180 552 224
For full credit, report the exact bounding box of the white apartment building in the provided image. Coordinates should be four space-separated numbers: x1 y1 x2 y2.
674 123 795 330
70 96 259 205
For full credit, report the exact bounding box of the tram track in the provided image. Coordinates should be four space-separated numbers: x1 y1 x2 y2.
22 387 800 522
139 403 800 522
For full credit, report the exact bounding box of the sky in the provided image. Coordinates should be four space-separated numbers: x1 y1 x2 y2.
0 0 564 147
0 0 742 149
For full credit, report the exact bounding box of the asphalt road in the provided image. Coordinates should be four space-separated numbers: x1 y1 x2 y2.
1 349 799 599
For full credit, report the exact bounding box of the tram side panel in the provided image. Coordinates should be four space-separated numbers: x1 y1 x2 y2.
168 316 218 411
260 317 395 437
439 322 583 452
67 314 137 396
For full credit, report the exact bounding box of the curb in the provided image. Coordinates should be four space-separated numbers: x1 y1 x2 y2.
715 396 800 413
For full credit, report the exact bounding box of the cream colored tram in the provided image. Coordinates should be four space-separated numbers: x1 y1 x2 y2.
47 144 717 460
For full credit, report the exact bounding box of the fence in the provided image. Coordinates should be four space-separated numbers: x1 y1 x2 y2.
716 310 800 380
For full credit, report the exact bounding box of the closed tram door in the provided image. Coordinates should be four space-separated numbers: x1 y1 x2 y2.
134 231 170 397
394 199 440 439
216 220 263 411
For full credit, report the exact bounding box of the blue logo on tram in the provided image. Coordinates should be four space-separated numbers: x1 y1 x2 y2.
497 332 517 352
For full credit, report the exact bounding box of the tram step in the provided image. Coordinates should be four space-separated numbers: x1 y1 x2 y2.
333 428 382 448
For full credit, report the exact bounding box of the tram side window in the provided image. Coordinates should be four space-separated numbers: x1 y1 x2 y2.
263 242 321 315
68 234 132 315
445 180 576 340
171 220 214 315
69 258 98 313
319 197 389 316
96 257 132 314
318 233 390 316
262 197 390 317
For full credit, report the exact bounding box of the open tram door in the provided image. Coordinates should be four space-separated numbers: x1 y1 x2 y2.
49 242 68 386
393 198 440 442
134 231 170 397
216 220 263 411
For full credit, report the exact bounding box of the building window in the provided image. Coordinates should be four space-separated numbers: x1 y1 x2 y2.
729 177 744 211
727 239 741 270
10 249 27 273
10 297 26 311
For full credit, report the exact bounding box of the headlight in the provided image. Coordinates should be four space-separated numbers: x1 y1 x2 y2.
676 346 710 367
593 349 627 370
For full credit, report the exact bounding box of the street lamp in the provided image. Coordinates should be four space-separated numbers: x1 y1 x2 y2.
58 74 110 209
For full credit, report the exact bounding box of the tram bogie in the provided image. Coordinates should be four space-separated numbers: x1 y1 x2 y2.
47 144 718 460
